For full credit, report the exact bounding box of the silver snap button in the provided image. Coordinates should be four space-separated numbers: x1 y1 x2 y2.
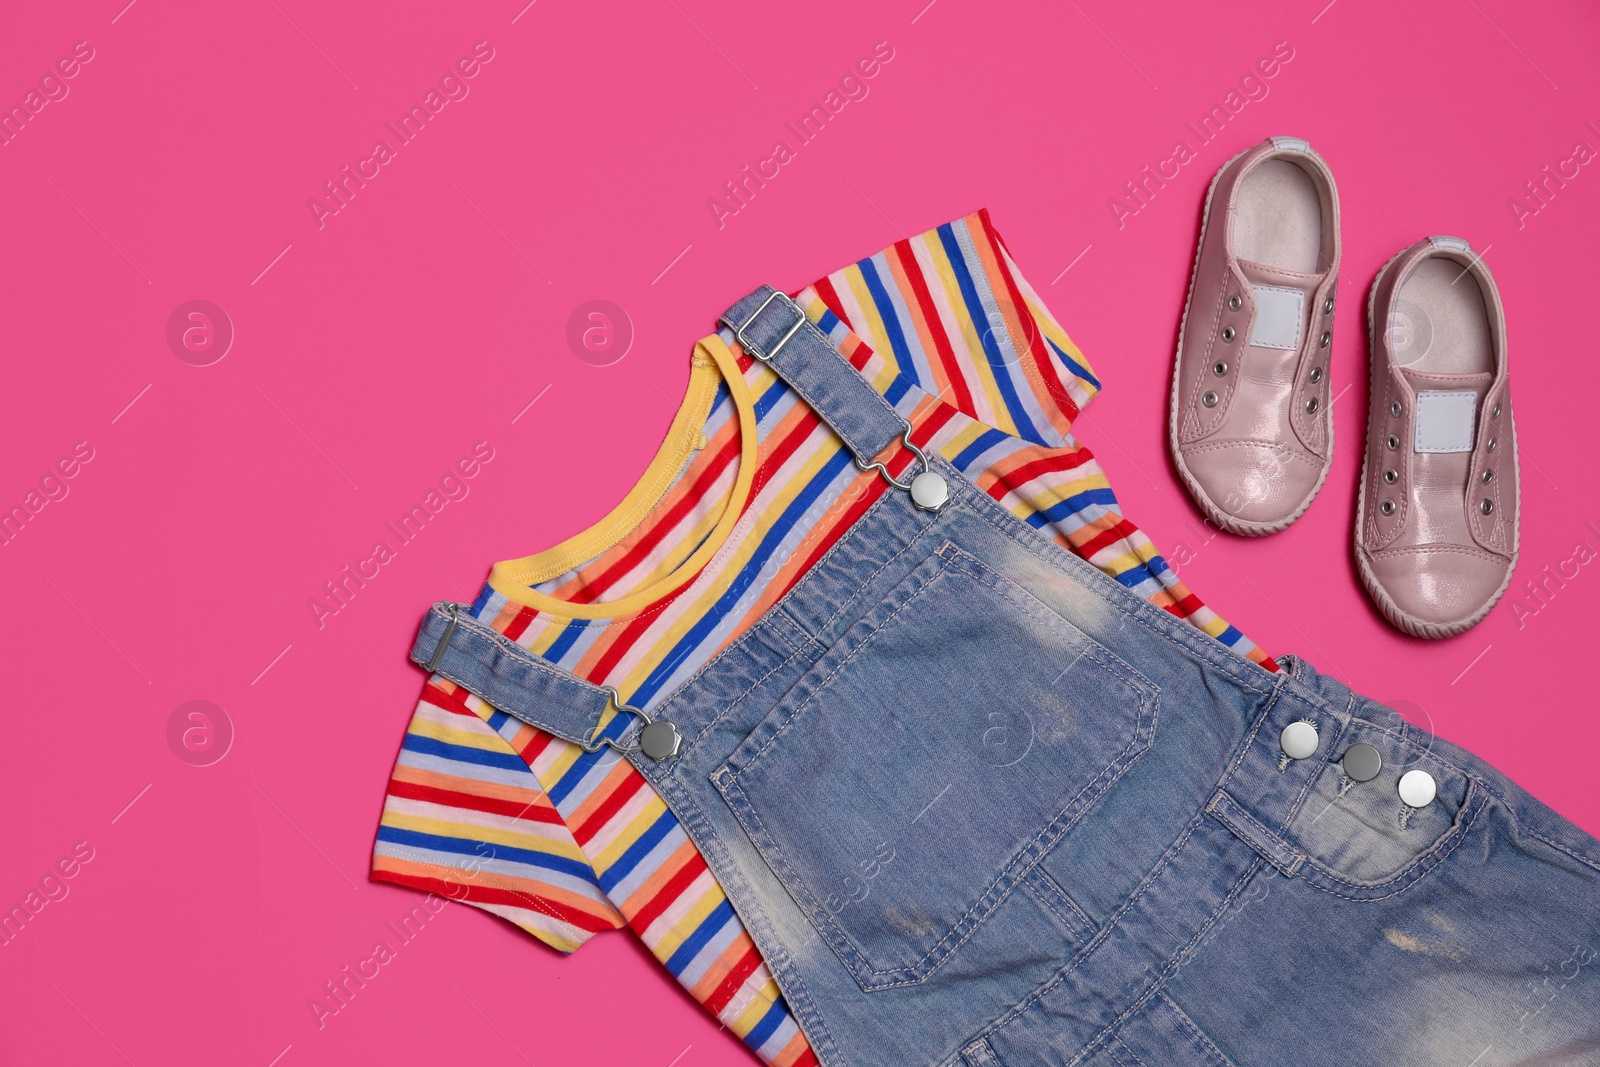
1387 434 1400 450
1482 468 1493 483
639 720 684 761
1221 326 1236 342
1383 468 1397 484
1228 294 1242 311
1323 297 1335 314
1391 401 1403 418
1380 499 1396 516
1202 390 1220 407
1309 366 1323 383
1480 498 1493 515
1305 397 1319 414
910 470 950 511
1213 361 1228 376
1342 742 1383 783
1319 331 1331 348
1398 769 1437 808
1280 721 1320 761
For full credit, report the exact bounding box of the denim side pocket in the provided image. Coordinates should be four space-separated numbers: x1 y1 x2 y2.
1210 719 1489 901
712 541 1159 990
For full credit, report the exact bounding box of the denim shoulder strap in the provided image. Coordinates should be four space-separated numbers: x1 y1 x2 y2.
719 286 910 469
407 603 683 761
720 286 947 510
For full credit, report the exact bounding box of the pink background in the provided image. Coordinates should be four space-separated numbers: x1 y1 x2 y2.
2 0 1597 1063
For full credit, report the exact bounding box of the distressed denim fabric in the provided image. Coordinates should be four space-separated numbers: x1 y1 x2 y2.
409 287 1600 1066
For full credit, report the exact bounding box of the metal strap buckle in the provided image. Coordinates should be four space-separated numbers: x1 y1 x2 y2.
733 290 807 363
578 686 683 761
425 603 461 672
855 420 931 492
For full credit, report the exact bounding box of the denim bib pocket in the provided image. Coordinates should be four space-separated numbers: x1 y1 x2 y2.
712 540 1159 990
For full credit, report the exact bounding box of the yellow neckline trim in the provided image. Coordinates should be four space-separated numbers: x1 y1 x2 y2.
487 335 758 619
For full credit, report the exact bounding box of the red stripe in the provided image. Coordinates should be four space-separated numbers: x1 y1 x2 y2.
988 448 1095 500
510 727 559 765
792 1048 820 1067
385 777 565 824
1170 591 1204 619
704 944 765 1015
369 869 619 933
890 238 978 417
419 683 475 714
571 768 646 846
628 850 709 933
1075 518 1145 562
501 603 538 642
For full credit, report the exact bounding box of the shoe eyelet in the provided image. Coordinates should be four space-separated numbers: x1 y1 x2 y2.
1487 437 1497 452
1391 401 1403 418
1380 499 1396 516
1202 390 1220 407
1480 499 1494 515
1305 397 1319 414
1213 361 1228 376
1323 297 1335 314
1309 366 1323 383
1387 434 1400 450
1383 468 1397 484
1482 468 1493 483
1491 402 1502 418
1319 331 1331 348
1228 294 1242 311
1221 326 1236 342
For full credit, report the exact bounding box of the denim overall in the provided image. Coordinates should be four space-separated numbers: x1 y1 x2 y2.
409 288 1600 1066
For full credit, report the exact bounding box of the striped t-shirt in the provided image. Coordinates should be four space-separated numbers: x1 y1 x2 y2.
371 210 1276 1066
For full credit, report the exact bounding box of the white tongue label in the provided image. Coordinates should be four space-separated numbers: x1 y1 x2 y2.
1414 390 1478 453
1248 284 1305 350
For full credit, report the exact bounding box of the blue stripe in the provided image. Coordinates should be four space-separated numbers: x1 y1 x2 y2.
376 826 601 884
1031 487 1120 525
469 583 494 616
742 998 789 1050
753 376 788 422
401 732 534 773
598 809 681 892
882 369 912 410
1217 624 1244 646
1111 561 1161 590
937 222 1045 446
543 616 589 664
952 426 1012 470
858 257 919 386
1049 336 1100 391
546 725 636 805
664 897 735 975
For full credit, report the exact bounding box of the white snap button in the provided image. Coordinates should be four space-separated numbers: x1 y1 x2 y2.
1279 721 1319 761
1397 769 1437 808
909 471 949 512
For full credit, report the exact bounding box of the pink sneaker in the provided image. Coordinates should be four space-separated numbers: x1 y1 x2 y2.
1356 236 1519 638
1170 137 1342 535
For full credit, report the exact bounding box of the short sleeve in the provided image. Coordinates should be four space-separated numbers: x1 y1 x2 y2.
371 682 626 953
809 208 1100 448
